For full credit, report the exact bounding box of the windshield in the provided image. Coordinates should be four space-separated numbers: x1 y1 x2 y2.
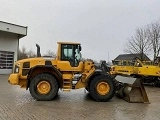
61 44 82 67
63 46 73 58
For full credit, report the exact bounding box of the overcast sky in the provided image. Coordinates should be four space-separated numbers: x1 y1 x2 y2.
0 0 160 62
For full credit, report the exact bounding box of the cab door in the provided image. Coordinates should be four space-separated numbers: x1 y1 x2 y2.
57 44 83 72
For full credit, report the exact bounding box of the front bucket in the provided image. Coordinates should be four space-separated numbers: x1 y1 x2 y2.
115 76 150 103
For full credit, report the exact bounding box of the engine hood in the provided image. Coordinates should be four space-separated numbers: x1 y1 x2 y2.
15 57 56 66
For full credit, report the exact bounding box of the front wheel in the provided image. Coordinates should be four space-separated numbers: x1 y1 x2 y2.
89 75 115 102
29 73 59 101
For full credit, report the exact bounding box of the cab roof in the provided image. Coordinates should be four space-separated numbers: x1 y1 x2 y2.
57 42 80 45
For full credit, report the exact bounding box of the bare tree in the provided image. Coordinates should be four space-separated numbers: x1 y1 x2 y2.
18 47 36 60
147 22 160 60
27 49 36 58
18 46 28 60
43 50 56 57
124 27 151 60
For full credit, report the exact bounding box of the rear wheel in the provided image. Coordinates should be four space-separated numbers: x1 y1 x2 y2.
89 75 115 102
29 73 59 101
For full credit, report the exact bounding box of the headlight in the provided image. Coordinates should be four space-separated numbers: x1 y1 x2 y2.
15 67 19 73
14 65 19 73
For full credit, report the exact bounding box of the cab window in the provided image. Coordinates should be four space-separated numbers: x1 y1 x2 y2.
61 44 82 67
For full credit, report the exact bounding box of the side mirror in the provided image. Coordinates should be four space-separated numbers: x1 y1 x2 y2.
79 45 82 51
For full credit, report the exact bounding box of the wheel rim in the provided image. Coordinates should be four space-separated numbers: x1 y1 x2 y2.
96 82 110 95
37 81 51 94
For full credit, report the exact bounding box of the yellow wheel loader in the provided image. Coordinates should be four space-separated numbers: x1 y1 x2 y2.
8 42 115 102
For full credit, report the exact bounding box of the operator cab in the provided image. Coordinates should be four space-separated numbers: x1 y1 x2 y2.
60 43 82 67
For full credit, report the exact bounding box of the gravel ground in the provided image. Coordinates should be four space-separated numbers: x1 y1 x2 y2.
0 75 160 120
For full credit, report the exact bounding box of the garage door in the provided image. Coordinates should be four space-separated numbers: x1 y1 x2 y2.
0 51 14 74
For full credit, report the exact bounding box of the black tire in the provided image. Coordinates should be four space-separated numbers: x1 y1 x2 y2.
89 75 115 102
85 87 89 92
114 82 125 98
85 81 90 92
29 73 59 101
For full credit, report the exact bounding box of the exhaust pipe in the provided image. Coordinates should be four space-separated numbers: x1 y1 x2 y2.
36 44 41 57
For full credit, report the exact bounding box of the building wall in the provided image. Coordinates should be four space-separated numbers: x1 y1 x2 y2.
0 21 27 36
0 31 18 74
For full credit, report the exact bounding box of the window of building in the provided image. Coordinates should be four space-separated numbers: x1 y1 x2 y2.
0 51 14 69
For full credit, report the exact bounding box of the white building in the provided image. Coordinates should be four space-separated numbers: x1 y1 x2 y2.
0 21 27 74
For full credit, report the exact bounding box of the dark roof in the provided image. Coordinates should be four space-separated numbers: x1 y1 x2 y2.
114 53 150 61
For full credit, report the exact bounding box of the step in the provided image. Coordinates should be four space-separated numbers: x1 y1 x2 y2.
63 86 71 88
63 79 72 90
63 89 71 92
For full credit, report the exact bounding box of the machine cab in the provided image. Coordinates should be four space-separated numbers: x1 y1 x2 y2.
56 42 83 70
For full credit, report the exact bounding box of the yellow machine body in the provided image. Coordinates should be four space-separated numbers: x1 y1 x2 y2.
111 58 160 77
9 42 94 89
8 42 115 102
